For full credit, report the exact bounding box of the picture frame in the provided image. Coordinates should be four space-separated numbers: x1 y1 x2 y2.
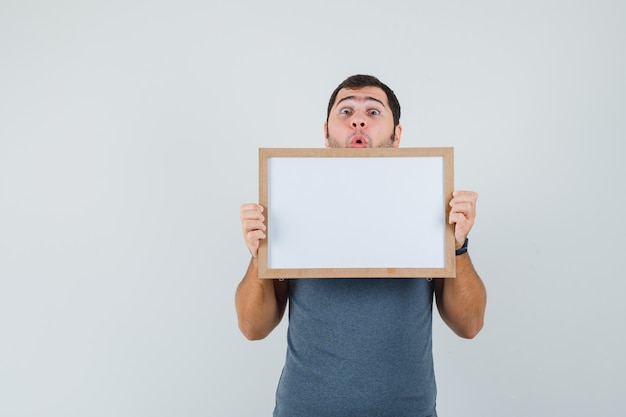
258 147 455 279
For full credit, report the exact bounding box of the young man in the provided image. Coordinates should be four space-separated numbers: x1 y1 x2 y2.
236 74 487 417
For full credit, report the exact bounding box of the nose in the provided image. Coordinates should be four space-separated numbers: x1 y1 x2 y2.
351 118 366 129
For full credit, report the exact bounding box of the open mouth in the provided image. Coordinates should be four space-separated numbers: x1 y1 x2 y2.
350 136 368 148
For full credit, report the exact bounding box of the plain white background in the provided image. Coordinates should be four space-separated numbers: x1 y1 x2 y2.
1 1 624 416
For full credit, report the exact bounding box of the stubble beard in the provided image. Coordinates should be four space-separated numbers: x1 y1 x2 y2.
326 129 397 148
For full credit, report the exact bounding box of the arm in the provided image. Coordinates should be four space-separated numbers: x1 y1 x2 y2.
434 191 487 339
235 203 288 341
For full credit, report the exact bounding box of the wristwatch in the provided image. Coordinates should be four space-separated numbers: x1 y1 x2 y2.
455 237 469 256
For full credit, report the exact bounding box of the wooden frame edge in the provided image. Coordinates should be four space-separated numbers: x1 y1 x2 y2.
258 147 456 279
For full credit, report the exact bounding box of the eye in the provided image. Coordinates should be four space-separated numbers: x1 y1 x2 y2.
369 109 380 115
340 108 351 115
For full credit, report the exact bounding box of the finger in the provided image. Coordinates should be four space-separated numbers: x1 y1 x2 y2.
240 203 263 211
448 211 468 225
241 211 265 224
242 219 266 234
450 191 477 206
449 209 475 227
452 190 478 200
449 211 473 240
240 203 264 219
245 229 267 243
450 202 474 218
241 210 265 224
450 208 473 225
245 229 267 258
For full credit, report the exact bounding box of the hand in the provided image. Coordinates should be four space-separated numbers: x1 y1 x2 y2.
449 190 478 249
240 203 267 258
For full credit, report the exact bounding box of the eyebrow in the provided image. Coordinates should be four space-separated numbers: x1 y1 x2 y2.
335 95 386 108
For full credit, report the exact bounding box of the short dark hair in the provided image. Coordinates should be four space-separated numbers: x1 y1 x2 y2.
326 74 401 127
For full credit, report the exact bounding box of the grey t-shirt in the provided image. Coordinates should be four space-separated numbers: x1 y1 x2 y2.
274 278 437 417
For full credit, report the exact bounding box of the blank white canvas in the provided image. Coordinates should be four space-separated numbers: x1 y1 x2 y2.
267 157 445 269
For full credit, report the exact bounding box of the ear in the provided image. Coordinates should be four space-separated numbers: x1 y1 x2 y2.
323 122 330 148
392 124 402 148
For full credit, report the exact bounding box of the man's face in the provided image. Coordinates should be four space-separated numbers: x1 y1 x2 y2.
324 86 402 148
